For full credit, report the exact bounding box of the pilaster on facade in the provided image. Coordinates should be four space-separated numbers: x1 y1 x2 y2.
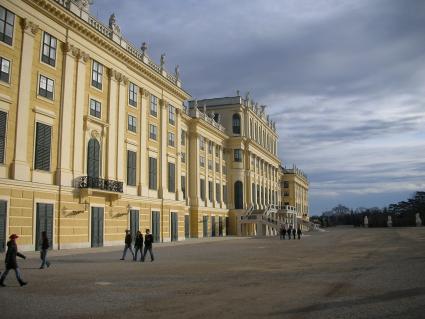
139 87 149 197
12 19 40 181
116 73 127 183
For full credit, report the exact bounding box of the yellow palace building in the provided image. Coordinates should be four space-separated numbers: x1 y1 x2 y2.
0 0 308 252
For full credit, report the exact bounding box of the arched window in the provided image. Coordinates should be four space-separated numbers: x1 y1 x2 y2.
87 138 100 178
232 113 241 135
234 181 243 209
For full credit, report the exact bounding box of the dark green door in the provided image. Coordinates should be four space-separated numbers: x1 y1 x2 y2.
0 200 7 252
171 212 178 241
219 216 223 236
211 216 216 237
184 215 190 239
36 203 53 251
91 207 104 247
130 210 139 243
152 211 160 243
203 216 208 237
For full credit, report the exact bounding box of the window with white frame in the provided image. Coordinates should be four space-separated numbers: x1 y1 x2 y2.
150 95 158 116
91 60 103 89
0 6 14 46
168 132 175 147
200 156 205 167
128 82 137 107
89 99 101 118
38 75 54 100
149 124 157 140
128 114 137 133
41 32 57 67
0 57 10 83
181 129 186 146
168 105 175 125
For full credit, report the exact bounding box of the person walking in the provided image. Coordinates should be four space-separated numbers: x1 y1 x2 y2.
120 230 134 260
39 231 51 269
282 226 287 240
279 226 284 240
133 230 144 261
297 226 302 240
288 225 292 240
292 227 296 239
142 229 154 262
0 234 27 287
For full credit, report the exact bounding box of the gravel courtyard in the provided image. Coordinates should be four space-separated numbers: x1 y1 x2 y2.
0 227 424 319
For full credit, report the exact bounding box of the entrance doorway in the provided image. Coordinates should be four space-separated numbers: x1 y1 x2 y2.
0 200 7 252
184 215 190 239
130 210 139 243
36 203 53 251
152 211 160 242
171 212 178 241
91 207 104 247
203 216 208 237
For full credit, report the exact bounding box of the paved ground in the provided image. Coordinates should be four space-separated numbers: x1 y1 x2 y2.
0 227 424 319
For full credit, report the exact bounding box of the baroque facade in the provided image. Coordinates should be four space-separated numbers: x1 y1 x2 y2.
0 0 308 252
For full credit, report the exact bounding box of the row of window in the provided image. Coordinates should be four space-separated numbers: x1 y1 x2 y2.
199 137 222 157
251 183 278 206
249 118 277 155
199 156 227 174
199 179 227 203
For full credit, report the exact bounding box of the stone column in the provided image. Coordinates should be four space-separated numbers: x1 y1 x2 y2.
12 19 39 181
139 88 149 196
106 69 119 180
57 43 76 186
116 74 127 182
73 49 89 178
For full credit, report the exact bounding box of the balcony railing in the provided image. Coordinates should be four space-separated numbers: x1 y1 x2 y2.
77 176 123 193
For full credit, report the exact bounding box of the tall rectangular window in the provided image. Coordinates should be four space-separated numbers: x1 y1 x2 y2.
128 82 137 107
181 129 186 146
127 150 136 186
208 159 212 170
168 105 175 125
283 181 289 188
234 149 243 162
148 157 157 190
199 137 205 150
34 122 52 171
168 132 175 147
38 75 54 100
215 145 220 157
128 114 137 133
41 32 57 67
181 152 186 163
222 165 226 175
0 111 7 164
168 162 175 193
200 179 205 201
181 175 186 199
215 162 220 172
0 6 14 46
223 185 228 204
208 141 213 154
149 124 157 140
150 95 158 117
89 99 101 118
216 183 221 202
0 57 10 83
91 60 103 89
200 156 205 168
208 181 213 202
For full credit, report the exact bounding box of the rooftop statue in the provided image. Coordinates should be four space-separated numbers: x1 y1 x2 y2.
175 65 180 80
160 53 166 69
109 13 121 34
141 42 148 55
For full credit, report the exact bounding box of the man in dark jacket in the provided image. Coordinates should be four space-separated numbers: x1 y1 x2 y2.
120 230 134 260
142 229 154 262
133 230 143 261
292 227 296 239
0 234 27 287
297 226 302 240
40 231 51 269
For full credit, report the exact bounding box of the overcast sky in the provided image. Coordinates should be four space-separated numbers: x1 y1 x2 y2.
92 0 425 213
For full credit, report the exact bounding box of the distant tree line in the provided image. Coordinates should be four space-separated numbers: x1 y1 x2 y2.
310 191 425 227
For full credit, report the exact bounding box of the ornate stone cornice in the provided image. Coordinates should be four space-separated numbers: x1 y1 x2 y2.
21 18 40 35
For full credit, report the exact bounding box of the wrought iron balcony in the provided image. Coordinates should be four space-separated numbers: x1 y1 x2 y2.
77 176 123 193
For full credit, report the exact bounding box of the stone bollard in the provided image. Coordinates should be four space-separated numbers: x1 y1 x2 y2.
387 215 392 227
416 213 423 227
364 216 368 228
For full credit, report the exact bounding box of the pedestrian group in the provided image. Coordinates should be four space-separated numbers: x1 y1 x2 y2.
279 224 302 240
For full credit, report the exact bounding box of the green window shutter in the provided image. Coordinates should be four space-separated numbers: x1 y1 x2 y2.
127 150 136 186
35 123 51 171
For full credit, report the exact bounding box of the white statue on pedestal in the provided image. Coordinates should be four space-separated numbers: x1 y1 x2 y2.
364 216 368 227
416 213 422 227
387 215 392 227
